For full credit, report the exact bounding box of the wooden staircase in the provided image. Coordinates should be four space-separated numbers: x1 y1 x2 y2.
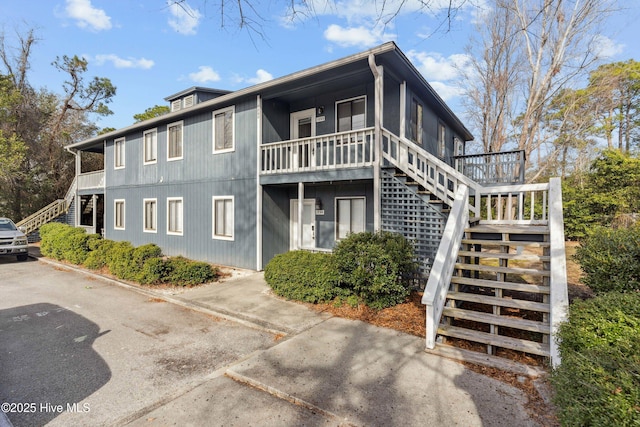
438 224 552 362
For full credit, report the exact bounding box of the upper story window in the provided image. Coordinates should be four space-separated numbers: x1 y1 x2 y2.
336 97 366 132
171 99 182 112
143 198 157 233
438 122 446 158
167 121 183 161
213 106 235 154
114 137 125 169
183 95 194 108
410 98 423 145
143 129 157 165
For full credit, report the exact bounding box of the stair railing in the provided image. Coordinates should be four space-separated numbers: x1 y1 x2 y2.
548 177 569 367
477 182 550 225
380 128 482 217
422 184 469 349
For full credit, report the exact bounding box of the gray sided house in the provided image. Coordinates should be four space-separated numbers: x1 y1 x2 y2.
66 42 473 272
57 41 569 366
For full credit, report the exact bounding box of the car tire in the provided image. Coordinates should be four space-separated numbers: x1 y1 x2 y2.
17 254 28 262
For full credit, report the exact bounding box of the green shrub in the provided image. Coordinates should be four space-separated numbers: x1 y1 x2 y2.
264 250 341 303
333 232 417 309
83 238 115 270
165 256 217 286
137 257 169 285
104 240 136 280
574 225 640 293
552 292 640 426
39 223 97 264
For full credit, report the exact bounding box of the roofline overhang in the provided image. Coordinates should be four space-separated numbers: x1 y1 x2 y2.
67 41 472 150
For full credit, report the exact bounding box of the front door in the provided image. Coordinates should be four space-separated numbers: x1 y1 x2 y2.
290 199 316 250
290 109 316 169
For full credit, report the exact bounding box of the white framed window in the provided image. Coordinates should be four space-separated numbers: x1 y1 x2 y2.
114 137 125 169
167 121 183 161
167 197 183 235
213 106 235 154
410 98 423 145
335 197 365 240
438 122 446 158
143 129 157 165
212 196 234 240
171 99 181 112
114 199 125 230
336 96 366 132
143 198 157 233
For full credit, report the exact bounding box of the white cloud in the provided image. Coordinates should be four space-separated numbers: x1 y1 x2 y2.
246 69 274 85
407 50 472 101
592 34 625 59
65 0 112 31
323 24 392 48
91 54 154 69
189 66 221 83
167 1 202 35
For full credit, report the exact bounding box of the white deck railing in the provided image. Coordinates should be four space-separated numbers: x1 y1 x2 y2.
478 182 550 225
261 128 375 174
78 170 105 190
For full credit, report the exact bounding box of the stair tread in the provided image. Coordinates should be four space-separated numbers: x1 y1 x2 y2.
461 238 550 247
458 250 549 262
467 225 549 234
446 291 550 313
442 307 550 333
437 324 551 357
455 262 550 276
450 276 550 294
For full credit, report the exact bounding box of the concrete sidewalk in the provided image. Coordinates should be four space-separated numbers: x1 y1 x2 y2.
29 249 547 426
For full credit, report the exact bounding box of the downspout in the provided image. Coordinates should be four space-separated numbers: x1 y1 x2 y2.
368 54 383 231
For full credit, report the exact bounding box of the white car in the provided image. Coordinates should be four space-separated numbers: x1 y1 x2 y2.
0 217 29 261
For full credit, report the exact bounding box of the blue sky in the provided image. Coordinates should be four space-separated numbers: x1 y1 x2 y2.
3 0 640 132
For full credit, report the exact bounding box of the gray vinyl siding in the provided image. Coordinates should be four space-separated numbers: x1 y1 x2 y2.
104 97 258 270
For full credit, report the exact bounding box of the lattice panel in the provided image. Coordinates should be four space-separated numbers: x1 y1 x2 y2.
381 169 448 277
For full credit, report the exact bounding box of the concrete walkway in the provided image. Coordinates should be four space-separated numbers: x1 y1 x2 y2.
29 249 546 426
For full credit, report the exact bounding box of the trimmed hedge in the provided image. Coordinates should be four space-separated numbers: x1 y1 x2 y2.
552 292 640 426
264 232 417 309
264 250 341 303
39 223 217 286
574 225 640 294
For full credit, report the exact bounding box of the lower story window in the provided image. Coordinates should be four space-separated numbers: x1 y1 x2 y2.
114 199 125 230
144 199 157 232
336 197 365 239
213 196 234 240
167 197 183 235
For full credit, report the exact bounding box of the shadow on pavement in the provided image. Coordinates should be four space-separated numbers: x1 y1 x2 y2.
0 303 111 426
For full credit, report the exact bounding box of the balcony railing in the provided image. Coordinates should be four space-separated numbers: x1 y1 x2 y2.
78 170 105 190
454 150 525 185
261 128 375 174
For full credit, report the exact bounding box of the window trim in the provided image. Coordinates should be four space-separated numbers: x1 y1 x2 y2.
143 128 158 165
167 121 184 162
143 198 157 233
171 99 181 112
438 122 446 159
114 199 125 230
335 96 367 133
166 197 184 236
212 106 235 154
410 98 424 145
212 196 234 241
335 196 366 240
114 137 125 169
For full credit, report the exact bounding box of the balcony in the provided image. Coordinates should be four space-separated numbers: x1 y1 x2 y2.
261 128 375 175
454 150 526 185
78 170 105 190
